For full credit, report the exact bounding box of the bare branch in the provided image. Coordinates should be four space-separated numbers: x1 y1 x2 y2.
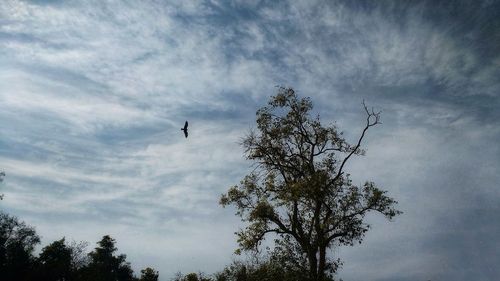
330 101 381 186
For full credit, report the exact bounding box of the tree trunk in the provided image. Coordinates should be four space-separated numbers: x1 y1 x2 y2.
318 246 327 281
308 251 318 281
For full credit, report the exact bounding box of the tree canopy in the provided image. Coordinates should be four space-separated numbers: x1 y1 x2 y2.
140 267 159 281
220 88 401 281
0 173 160 281
38 238 73 281
0 211 40 281
79 235 136 281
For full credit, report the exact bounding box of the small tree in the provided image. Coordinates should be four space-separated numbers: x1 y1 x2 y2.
172 272 212 281
69 240 89 271
220 88 401 281
139 267 159 281
185 273 199 281
214 255 307 281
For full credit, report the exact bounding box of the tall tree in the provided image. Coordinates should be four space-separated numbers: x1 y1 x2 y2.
220 88 401 281
0 212 40 281
79 235 136 281
38 238 73 281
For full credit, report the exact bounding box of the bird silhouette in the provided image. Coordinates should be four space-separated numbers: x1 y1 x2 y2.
181 121 188 138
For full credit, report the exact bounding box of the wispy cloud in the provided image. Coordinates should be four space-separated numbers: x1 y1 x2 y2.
1 0 499 280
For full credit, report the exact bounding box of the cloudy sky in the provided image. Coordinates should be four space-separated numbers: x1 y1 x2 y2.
1 0 499 280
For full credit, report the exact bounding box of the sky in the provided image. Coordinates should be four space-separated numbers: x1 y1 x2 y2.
1 0 499 280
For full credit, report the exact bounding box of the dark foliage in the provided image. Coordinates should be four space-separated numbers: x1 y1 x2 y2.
213 255 311 281
38 238 73 280
0 210 151 281
140 267 159 281
172 272 212 281
0 212 40 281
77 235 137 281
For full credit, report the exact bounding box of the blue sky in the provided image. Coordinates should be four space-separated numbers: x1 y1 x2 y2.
1 0 499 280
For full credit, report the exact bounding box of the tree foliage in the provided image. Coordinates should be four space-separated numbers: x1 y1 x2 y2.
214 254 308 281
172 272 212 281
35 237 91 281
38 238 73 281
139 267 159 281
79 235 136 281
0 211 40 281
220 88 401 280
0 174 154 280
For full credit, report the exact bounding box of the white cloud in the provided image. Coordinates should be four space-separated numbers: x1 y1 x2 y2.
1 1 499 280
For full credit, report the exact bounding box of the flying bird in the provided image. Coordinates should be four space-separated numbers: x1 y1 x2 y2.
181 121 188 138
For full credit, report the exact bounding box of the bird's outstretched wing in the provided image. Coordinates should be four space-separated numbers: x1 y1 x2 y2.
181 121 188 138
